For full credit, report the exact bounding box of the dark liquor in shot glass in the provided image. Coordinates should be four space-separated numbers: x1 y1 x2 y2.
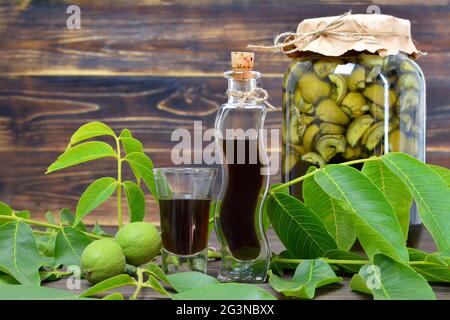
154 168 216 274
159 198 211 256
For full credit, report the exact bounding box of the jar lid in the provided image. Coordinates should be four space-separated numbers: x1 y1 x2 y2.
251 12 423 58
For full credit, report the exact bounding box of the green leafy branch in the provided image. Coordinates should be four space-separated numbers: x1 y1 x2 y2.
0 207 104 240
45 122 158 228
270 156 379 193
207 249 444 268
0 122 162 296
0 202 111 286
264 152 450 300
0 122 160 288
77 262 276 300
0 263 277 300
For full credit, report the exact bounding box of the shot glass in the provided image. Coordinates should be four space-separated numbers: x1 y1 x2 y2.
153 167 217 274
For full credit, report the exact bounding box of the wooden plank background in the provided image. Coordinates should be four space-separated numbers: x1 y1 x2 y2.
0 0 449 225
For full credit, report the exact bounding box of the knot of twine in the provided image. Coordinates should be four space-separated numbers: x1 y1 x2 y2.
226 88 276 111
249 11 398 54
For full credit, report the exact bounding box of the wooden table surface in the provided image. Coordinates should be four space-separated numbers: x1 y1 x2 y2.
44 228 450 300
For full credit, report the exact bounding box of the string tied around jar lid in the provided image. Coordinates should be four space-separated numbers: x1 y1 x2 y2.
248 11 420 55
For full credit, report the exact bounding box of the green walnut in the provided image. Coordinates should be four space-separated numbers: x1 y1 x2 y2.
400 60 416 73
289 112 313 145
115 222 162 266
400 113 413 132
361 122 384 151
328 74 348 104
294 90 313 114
301 152 326 167
369 103 383 120
363 84 397 107
301 103 314 114
341 92 369 118
397 89 419 112
362 121 397 151
397 74 420 91
365 66 381 83
313 58 341 78
298 72 331 104
294 90 303 109
291 61 311 77
289 116 301 145
303 124 320 152
81 239 126 284
359 53 384 68
290 143 306 155
283 61 309 91
383 55 401 72
316 99 350 125
291 90 314 114
315 135 347 162
285 153 298 173
320 122 346 135
299 113 314 127
347 66 366 91
346 115 374 147
388 129 406 152
342 145 362 160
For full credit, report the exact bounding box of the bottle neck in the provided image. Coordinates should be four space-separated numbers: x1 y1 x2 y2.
225 70 260 104
227 78 258 103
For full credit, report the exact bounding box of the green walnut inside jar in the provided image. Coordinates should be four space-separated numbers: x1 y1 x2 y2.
279 14 426 209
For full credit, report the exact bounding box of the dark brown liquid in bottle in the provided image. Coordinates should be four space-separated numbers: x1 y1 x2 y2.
220 138 263 260
159 198 210 256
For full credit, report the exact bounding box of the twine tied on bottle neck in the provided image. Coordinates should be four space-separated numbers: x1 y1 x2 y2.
226 87 276 111
248 11 402 55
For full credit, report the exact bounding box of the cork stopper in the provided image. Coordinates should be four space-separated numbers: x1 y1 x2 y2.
231 52 254 70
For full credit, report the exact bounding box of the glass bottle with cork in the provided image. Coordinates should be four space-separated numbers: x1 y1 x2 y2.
214 52 271 283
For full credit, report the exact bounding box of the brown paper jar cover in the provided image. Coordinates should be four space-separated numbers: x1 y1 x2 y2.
280 13 422 58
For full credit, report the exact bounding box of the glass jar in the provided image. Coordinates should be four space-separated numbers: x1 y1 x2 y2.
282 53 426 241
